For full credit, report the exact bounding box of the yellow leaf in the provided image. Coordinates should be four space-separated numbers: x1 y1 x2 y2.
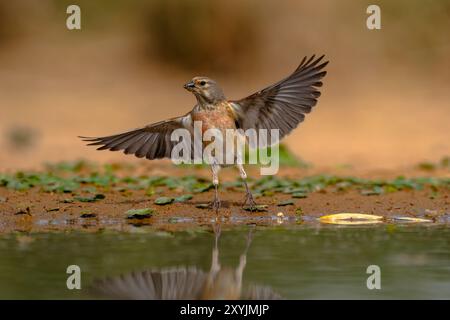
393 217 432 223
319 213 384 225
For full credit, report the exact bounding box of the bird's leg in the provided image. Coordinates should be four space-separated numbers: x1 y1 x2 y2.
237 163 257 209
208 162 221 213
210 222 221 275
235 226 254 288
243 180 257 208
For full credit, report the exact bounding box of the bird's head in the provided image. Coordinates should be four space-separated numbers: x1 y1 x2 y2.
184 76 226 104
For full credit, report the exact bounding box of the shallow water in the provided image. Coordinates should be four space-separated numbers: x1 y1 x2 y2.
0 224 449 299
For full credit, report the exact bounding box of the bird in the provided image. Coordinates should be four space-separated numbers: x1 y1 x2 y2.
90 224 282 300
80 55 328 212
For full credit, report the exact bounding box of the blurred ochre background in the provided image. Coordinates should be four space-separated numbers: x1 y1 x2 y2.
0 0 449 170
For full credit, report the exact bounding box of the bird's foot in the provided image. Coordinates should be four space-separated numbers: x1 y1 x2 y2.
208 197 221 213
242 192 257 211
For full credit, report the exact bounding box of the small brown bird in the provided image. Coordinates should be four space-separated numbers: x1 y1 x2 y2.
80 55 328 212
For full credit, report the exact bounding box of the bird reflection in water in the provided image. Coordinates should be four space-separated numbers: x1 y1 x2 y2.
90 224 282 300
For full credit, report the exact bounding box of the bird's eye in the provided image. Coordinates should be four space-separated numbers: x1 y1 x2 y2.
200 81 206 86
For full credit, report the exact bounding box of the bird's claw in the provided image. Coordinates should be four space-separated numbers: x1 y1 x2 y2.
242 192 257 211
208 198 221 213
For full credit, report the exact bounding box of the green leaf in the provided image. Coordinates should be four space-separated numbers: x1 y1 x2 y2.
292 192 308 198
154 197 174 205
361 186 383 196
174 194 193 202
74 194 105 202
145 187 155 196
192 183 213 193
262 190 275 196
125 208 154 219
277 200 295 206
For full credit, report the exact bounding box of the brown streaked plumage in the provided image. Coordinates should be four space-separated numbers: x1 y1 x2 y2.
80 55 329 212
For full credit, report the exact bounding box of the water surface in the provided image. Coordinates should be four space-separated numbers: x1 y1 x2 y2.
0 224 448 299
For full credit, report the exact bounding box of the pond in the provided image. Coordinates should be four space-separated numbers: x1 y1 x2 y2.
0 223 448 299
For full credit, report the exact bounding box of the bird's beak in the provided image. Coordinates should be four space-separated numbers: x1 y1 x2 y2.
183 81 195 91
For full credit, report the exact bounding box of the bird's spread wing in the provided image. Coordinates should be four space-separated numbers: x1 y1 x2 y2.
230 55 328 146
90 267 208 300
80 115 192 160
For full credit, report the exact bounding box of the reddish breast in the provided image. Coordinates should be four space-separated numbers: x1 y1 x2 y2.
192 103 236 134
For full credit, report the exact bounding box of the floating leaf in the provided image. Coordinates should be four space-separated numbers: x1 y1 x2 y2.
320 213 383 225
174 194 193 202
154 197 174 205
126 208 154 219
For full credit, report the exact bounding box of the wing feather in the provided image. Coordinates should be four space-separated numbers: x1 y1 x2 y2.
80 114 192 160
90 267 207 300
230 55 328 146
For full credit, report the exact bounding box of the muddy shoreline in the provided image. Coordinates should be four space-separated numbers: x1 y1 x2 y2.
1 162 448 233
